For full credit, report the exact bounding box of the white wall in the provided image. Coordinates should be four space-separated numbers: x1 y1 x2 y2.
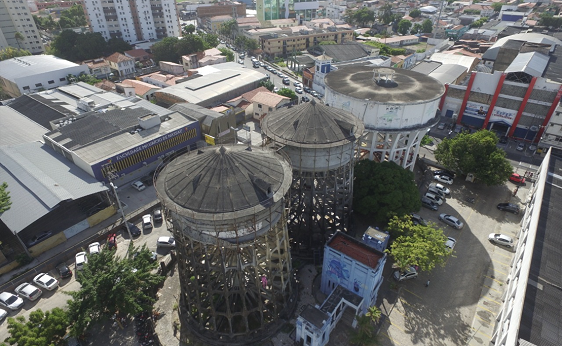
471 71 502 95
15 64 90 95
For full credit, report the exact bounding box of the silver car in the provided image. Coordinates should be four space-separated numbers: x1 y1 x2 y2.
0 292 24 310
488 233 514 248
439 214 464 229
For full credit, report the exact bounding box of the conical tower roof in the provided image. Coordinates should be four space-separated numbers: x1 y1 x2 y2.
261 100 364 148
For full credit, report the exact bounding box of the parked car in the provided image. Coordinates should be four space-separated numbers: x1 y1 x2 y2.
273 86 279 93
88 242 100 254
445 237 457 251
157 236 175 248
509 173 525 184
56 262 73 279
311 91 320 98
0 292 24 310
432 170 455 179
428 183 450 195
421 197 439 211
153 209 163 223
516 142 525 151
33 273 59 291
434 175 453 185
282 78 290 85
303 86 311 93
295 87 303 94
497 203 520 214
528 144 537 151
427 186 445 198
410 213 427 226
423 192 443 205
26 231 53 247
123 222 141 237
131 181 146 191
15 283 42 301
75 252 88 271
107 233 117 250
301 96 310 102
253 62 260 68
0 309 7 321
393 266 418 281
142 214 153 230
439 214 464 229
488 233 514 248
499 136 508 144
437 122 446 130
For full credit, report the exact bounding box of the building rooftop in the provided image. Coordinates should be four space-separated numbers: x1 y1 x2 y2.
325 65 445 104
0 142 107 234
430 64 468 85
482 33 562 61
83 58 110 69
0 106 48 145
155 145 292 214
300 305 330 329
120 79 161 96
327 232 383 269
251 91 289 108
262 99 365 149
310 43 369 62
124 49 149 59
105 52 134 64
0 55 84 81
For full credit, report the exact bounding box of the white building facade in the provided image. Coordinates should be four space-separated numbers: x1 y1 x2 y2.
0 0 44 54
83 0 180 43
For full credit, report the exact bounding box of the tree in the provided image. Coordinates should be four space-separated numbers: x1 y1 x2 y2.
3 308 69 346
411 23 423 34
14 32 25 49
470 17 489 28
51 29 79 60
0 182 11 213
107 38 132 54
0 47 31 61
386 214 416 239
176 34 205 57
259 79 274 91
75 32 107 61
434 130 513 185
65 244 164 336
380 4 394 25
422 19 433 33
398 19 412 35
387 220 449 271
349 7 376 27
218 47 234 61
151 36 180 63
277 87 297 100
74 73 101 85
350 308 380 346
201 32 219 49
366 306 382 324
539 13 562 28
59 4 87 28
219 19 238 40
183 24 196 35
353 161 421 222
491 2 503 12
409 9 421 18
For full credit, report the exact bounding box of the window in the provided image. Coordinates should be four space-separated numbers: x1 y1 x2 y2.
48 80 55 84
60 77 66 81
35 83 42 87
23 86 30 90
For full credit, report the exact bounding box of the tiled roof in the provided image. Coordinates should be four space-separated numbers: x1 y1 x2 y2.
124 49 149 58
251 91 290 108
94 79 116 91
229 86 270 103
105 52 134 63
83 58 109 69
120 79 160 96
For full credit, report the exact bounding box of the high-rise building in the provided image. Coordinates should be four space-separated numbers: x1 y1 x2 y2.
82 0 180 43
0 0 45 54
256 0 319 24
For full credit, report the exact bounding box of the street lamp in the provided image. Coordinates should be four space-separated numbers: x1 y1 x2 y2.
109 182 133 244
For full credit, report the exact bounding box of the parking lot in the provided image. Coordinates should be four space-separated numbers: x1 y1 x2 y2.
376 153 528 345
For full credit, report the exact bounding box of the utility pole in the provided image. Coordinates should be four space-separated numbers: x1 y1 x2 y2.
103 164 133 245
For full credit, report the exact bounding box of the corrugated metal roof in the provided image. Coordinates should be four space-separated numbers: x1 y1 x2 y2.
429 64 468 84
482 33 562 61
0 142 107 233
505 51 549 77
0 55 87 81
0 106 48 145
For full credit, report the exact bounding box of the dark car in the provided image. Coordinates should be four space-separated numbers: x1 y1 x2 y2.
421 197 438 211
301 96 310 102
153 209 163 223
410 213 427 226
107 233 117 250
26 231 53 247
303 86 311 93
123 222 141 237
432 169 455 179
497 203 520 214
499 136 508 144
56 263 72 279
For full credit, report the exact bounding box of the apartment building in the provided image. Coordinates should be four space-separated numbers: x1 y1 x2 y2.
0 0 44 54
196 1 245 28
256 0 319 23
82 0 180 43
259 26 354 57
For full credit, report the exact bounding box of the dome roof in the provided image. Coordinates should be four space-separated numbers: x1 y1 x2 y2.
155 145 292 214
261 100 365 148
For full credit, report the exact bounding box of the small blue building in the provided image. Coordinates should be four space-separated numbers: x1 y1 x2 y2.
296 231 387 346
362 226 390 253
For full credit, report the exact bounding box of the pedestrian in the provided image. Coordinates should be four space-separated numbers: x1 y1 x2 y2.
425 280 430 287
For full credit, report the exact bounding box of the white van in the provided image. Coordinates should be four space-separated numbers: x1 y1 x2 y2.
423 192 444 205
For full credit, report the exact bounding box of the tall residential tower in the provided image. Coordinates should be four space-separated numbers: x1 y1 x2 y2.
82 0 180 43
0 0 44 54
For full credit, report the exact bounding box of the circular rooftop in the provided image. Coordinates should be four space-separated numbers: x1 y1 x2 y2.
261 100 365 148
155 145 292 214
325 65 445 104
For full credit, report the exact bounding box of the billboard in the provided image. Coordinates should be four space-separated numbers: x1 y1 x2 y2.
489 106 516 125
464 102 488 119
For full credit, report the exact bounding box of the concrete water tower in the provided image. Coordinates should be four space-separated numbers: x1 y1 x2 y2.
261 100 365 253
154 145 294 343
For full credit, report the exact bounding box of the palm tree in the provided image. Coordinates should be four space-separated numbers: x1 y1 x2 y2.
366 306 382 324
14 32 25 49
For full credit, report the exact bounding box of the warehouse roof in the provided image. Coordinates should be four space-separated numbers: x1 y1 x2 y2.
262 99 364 149
0 142 107 234
325 65 445 104
0 55 86 81
482 33 562 61
505 51 550 77
0 106 48 145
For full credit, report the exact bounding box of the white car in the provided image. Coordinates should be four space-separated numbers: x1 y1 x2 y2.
75 252 88 271
516 142 525 151
429 183 450 195
157 236 176 248
88 242 101 254
393 266 418 281
273 87 279 93
434 175 453 185
488 233 514 248
0 292 24 310
295 87 303 94
131 181 146 191
15 283 42 301
445 237 456 251
423 192 444 205
0 308 7 321
439 214 464 229
142 214 153 230
294 81 303 88
33 273 59 291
